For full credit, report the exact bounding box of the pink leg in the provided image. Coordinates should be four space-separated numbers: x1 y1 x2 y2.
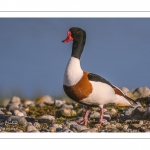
99 107 104 124
95 105 104 126
76 107 90 126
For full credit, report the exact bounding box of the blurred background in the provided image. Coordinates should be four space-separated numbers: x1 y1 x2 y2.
0 18 150 100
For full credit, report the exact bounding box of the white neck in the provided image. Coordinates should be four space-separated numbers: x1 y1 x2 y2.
63 57 83 86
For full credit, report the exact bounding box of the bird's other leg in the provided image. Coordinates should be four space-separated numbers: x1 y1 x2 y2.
95 105 104 126
76 106 90 126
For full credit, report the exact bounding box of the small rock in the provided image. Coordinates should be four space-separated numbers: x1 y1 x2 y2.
21 99 34 106
17 116 28 126
143 107 150 120
123 125 129 131
38 115 55 123
58 129 74 133
65 121 78 128
6 103 19 112
90 112 100 119
131 115 142 120
70 124 88 132
61 104 73 109
26 124 38 132
25 117 35 123
6 111 12 115
105 108 118 117
82 128 98 132
35 95 54 105
58 108 77 117
33 122 41 129
14 110 24 116
104 114 111 121
133 86 150 99
9 96 21 104
130 124 141 129
55 100 65 108
49 127 57 132
139 120 143 125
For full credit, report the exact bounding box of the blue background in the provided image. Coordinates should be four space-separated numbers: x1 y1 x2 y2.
0 18 149 99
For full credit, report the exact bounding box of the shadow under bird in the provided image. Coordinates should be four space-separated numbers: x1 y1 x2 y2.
62 27 135 126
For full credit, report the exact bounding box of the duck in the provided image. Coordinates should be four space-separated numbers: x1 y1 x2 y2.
62 27 134 126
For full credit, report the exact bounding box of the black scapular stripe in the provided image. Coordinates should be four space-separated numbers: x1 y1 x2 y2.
88 73 113 87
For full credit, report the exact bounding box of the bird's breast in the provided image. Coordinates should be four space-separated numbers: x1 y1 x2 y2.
63 71 93 102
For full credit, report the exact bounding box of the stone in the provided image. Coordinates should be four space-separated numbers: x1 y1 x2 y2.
6 103 19 112
61 104 73 109
57 108 77 117
104 114 111 121
17 116 28 127
90 112 100 119
55 100 65 108
131 115 142 120
9 96 21 104
21 99 34 106
26 124 38 132
82 128 98 132
123 125 129 131
105 108 118 117
49 127 56 132
133 86 150 99
143 107 150 120
33 122 41 129
58 129 74 133
13 110 24 116
139 120 143 125
130 124 141 129
38 115 55 123
65 121 78 128
133 107 146 116
35 95 54 105
70 124 88 132
6 111 12 115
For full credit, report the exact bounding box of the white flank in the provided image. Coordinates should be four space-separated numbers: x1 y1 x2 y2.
81 81 131 106
63 57 83 86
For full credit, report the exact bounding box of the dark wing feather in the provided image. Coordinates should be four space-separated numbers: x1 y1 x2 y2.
87 73 113 87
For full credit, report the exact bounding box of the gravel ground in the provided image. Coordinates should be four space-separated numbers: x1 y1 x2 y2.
0 86 150 133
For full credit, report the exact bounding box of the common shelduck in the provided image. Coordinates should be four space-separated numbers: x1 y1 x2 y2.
62 27 134 126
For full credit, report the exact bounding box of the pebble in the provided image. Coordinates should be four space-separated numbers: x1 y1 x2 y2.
82 128 98 132
123 125 129 131
61 104 73 109
6 111 12 115
13 110 24 116
130 124 141 129
58 129 74 133
6 103 19 112
70 124 88 132
58 108 77 117
143 107 150 120
38 115 55 123
133 86 150 99
55 100 65 108
35 95 54 105
9 96 21 104
33 122 41 129
22 99 34 106
26 124 38 132
90 112 100 119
